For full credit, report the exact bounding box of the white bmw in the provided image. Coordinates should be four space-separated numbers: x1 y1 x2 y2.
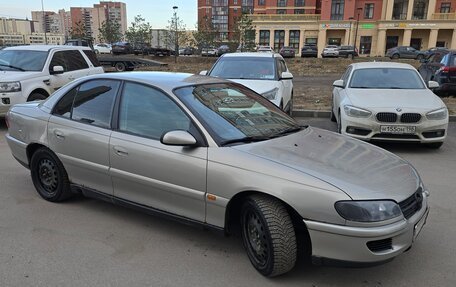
332 62 449 148
201 52 293 115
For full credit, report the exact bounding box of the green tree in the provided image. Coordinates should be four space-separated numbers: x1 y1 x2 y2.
98 19 122 44
69 20 91 41
125 15 152 45
232 13 256 51
193 16 219 49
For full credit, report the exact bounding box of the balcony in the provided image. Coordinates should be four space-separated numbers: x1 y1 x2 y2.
249 14 321 22
432 13 456 20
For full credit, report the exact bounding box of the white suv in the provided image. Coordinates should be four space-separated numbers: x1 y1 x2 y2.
0 45 104 116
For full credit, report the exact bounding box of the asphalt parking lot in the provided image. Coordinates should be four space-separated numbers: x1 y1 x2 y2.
0 118 455 287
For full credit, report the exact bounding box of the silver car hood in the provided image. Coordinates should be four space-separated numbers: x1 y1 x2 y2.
233 127 419 202
347 88 443 110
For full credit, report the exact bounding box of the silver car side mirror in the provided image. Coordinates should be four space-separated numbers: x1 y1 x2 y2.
280 71 293 80
199 70 208 76
161 130 197 146
51 65 64 75
333 79 345 88
428 81 439 89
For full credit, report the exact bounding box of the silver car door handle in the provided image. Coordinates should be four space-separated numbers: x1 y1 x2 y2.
54 130 65 139
113 146 129 156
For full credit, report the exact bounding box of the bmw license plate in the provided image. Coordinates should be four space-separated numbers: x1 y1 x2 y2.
380 125 416 134
413 208 429 241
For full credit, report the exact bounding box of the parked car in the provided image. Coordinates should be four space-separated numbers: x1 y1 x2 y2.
321 45 339 58
201 46 217 57
279 46 296 58
216 45 230 56
132 43 150 55
6 71 430 277
386 46 427 60
332 62 448 148
112 42 132 55
337 45 358 58
93 43 112 54
65 39 92 47
419 50 456 97
179 47 194 56
200 52 293 114
257 45 274 52
300 44 318 58
0 45 104 117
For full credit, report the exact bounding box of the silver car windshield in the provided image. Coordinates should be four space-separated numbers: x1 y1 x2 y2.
209 57 276 80
349 68 426 89
0 50 48 71
175 83 301 146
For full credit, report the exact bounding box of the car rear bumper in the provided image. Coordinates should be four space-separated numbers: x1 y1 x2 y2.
5 133 29 167
305 198 429 264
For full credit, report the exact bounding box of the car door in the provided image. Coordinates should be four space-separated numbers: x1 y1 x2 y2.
47 79 121 195
109 82 207 222
48 50 91 91
277 58 292 108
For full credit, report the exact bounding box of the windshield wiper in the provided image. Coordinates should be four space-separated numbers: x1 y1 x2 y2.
0 64 25 71
350 86 374 89
220 136 270 146
271 126 303 138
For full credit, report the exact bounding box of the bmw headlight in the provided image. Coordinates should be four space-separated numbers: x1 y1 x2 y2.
261 88 279 100
0 81 21 93
335 200 402 222
426 107 447 120
343 105 372 118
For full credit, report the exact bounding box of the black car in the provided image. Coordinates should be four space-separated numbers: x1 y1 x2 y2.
418 50 456 97
133 43 150 55
337 45 358 58
300 44 317 58
112 42 132 55
279 46 296 58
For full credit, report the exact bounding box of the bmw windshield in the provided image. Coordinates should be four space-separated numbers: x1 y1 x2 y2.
349 68 426 89
209 57 276 80
0 50 48 71
174 83 301 146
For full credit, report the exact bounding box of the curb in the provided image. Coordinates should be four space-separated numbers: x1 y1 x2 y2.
292 109 456 122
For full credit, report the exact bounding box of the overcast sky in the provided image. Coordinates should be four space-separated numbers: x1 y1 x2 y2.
0 0 197 29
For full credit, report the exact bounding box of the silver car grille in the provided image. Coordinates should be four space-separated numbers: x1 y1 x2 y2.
399 187 424 219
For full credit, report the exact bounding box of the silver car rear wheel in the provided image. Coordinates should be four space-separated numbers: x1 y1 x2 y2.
241 195 297 277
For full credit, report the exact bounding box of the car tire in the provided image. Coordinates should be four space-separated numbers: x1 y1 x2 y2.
392 54 399 59
241 194 297 277
288 93 294 116
348 53 354 59
30 147 72 202
416 54 424 60
114 62 126 72
425 142 444 149
94 49 99 54
337 111 342 133
28 92 47 101
330 107 336 122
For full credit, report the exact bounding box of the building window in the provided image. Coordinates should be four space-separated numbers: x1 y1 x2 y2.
258 0 265 5
294 9 304 14
364 4 374 19
305 38 317 45
289 30 300 50
242 0 254 14
331 0 345 20
360 36 372 54
277 9 287 14
392 0 408 20
259 30 270 46
412 0 428 20
328 38 341 45
274 30 285 51
278 0 287 7
440 3 451 13
295 0 305 6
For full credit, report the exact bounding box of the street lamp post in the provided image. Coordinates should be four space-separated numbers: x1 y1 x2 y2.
353 7 363 57
348 17 354 46
173 6 178 63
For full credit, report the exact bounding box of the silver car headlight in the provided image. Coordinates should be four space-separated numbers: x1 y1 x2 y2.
343 105 372 118
0 81 21 93
426 107 447 120
335 200 402 222
261 88 279 100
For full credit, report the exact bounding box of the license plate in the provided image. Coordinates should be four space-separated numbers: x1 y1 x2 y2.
413 208 429 241
380 125 416 134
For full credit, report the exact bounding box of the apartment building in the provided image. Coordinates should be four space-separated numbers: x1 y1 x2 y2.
198 0 456 56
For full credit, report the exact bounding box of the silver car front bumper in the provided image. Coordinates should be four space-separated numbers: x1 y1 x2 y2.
304 198 429 264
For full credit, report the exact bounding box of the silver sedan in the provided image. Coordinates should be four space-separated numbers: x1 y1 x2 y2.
6 72 429 276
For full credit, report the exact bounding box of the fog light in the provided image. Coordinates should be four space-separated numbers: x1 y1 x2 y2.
1 98 10 105
347 127 355 133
